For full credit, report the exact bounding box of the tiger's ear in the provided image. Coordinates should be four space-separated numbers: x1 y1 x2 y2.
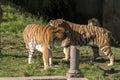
49 20 54 26
50 19 53 21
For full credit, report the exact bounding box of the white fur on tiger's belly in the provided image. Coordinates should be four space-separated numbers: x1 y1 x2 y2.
28 41 43 52
35 44 43 52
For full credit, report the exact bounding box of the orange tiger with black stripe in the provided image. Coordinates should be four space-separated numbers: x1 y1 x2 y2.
23 24 70 69
49 19 114 66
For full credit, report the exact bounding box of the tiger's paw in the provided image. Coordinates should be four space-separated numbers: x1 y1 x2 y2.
107 63 113 66
62 58 69 61
28 60 33 64
28 61 33 64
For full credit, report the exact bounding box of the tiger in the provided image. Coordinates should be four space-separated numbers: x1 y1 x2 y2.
88 18 120 58
23 24 70 69
49 19 114 66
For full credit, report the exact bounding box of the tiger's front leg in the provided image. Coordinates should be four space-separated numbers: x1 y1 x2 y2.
63 47 70 61
28 49 34 64
42 46 53 69
48 48 53 67
28 42 35 64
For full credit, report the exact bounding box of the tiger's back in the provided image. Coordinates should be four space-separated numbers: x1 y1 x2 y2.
65 21 111 47
85 25 111 47
23 24 53 49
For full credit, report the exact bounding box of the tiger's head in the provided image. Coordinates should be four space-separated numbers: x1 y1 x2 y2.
88 18 101 26
48 19 72 47
49 19 71 32
49 19 65 27
49 19 71 47
49 25 70 47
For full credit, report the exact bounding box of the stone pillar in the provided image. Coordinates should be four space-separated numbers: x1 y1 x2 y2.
66 45 83 79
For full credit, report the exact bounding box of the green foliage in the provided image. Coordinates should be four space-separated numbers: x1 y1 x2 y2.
82 65 104 80
1 4 46 34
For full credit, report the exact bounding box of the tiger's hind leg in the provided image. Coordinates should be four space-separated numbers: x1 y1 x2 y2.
100 46 114 66
91 46 100 60
107 52 114 66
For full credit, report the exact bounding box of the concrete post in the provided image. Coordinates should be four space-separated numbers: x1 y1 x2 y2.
66 45 83 79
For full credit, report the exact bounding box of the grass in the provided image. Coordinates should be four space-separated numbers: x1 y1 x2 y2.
1 2 120 80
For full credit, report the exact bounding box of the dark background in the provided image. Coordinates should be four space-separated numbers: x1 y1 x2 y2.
7 0 103 24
